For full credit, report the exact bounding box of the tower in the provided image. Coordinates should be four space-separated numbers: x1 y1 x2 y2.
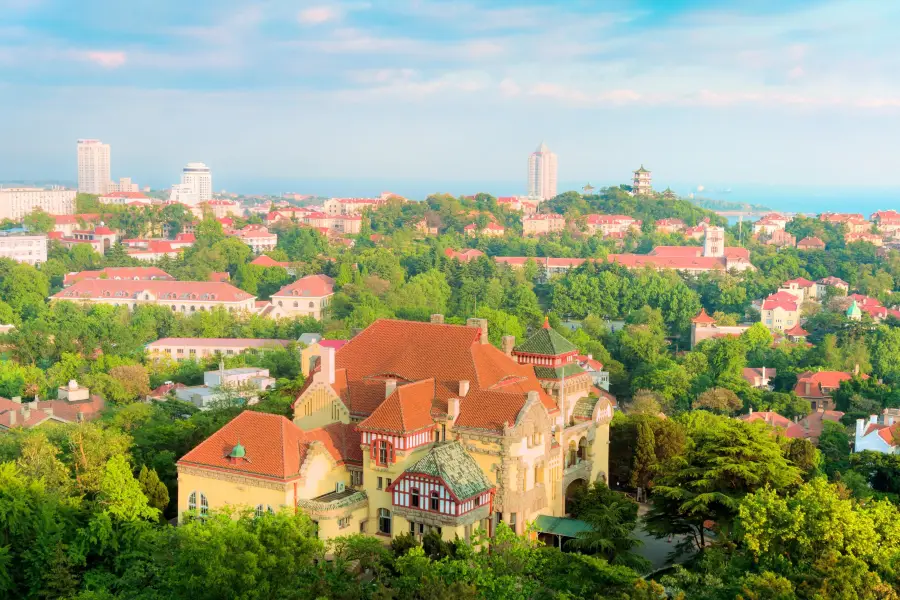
632 165 652 196
77 139 111 195
528 143 558 201
703 226 725 257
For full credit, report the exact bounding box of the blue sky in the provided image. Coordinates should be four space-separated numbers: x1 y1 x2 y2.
3 0 900 195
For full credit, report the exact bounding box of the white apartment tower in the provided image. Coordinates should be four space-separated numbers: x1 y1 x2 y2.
703 226 725 257
528 142 558 201
169 162 212 205
77 139 111 195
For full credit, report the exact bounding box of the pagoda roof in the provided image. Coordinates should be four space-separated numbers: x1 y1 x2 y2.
692 308 717 324
513 318 578 356
634 165 650 173
402 441 493 500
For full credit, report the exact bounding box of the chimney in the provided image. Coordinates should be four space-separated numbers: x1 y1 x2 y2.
856 418 865 439
448 397 460 424
502 336 515 356
11 396 20 404
22 408 30 422
27 401 37 410
749 407 753 415
458 380 469 397
8 410 15 426
466 318 489 344
320 346 336 385
854 363 860 375
430 314 444 324
385 379 397 398
761 366 767 382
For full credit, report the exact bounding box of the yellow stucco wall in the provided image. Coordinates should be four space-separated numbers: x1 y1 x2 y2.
177 468 292 522
293 383 349 430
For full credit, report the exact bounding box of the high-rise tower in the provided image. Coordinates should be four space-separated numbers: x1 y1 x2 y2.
528 143 558 201
77 139 111 195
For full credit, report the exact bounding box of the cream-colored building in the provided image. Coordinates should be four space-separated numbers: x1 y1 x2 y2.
528 143 558 201
324 197 385 216
147 337 291 360
0 232 47 265
522 214 566 237
77 139 111 195
236 225 278 254
51 280 257 313
0 187 76 220
269 275 334 320
176 318 613 544
761 291 800 331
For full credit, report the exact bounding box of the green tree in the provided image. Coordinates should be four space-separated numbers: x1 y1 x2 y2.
22 208 55 233
693 387 743 415
138 465 170 514
629 420 656 490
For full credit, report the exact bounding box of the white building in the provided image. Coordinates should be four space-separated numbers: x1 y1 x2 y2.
77 139 111 195
170 162 212 206
0 187 76 220
107 177 139 193
0 232 48 265
527 142 558 201
855 411 900 454
174 366 276 410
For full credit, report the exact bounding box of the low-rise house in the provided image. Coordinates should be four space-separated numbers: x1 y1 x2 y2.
174 366 276 410
414 219 439 236
797 236 825 251
250 255 292 270
0 380 104 430
324 197 387 216
464 222 506 237
753 213 791 236
779 277 817 303
845 232 883 246
820 213 869 234
147 337 291 360
798 410 844 443
585 214 642 237
203 199 241 219
49 224 118 254
269 275 335 320
689 308 752 348
784 324 809 343
51 280 257 313
871 210 900 236
761 291 800 331
64 267 174 286
855 412 900 454
816 276 849 297
743 367 775 389
576 355 610 391
99 191 152 206
655 218 685 234
763 229 797 248
740 410 804 438
794 370 863 411
522 213 566 237
444 248 485 263
236 225 278 254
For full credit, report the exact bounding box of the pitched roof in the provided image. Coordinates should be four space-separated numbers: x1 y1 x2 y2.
401 441 494 500
783 277 815 288
306 421 363 466
797 236 825 248
147 337 290 349
784 324 809 337
63 267 174 285
357 378 436 434
302 319 556 432
692 308 716 324
762 291 799 311
52 279 255 303
513 319 578 356
272 274 334 298
250 255 290 268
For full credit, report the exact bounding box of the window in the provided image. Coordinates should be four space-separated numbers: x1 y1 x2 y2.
386 478 392 488
509 513 517 532
200 493 208 516
293 301 298 308
351 470 363 486
188 491 196 511
377 477 383 490
409 521 416 535
378 509 392 535
430 491 440 511
255 504 273 518
309 301 315 308
338 516 351 529
434 429 440 443
411 488 420 508
375 440 394 465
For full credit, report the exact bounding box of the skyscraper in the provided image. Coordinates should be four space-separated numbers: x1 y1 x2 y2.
528 142 558 201
77 139 111 195
169 162 212 205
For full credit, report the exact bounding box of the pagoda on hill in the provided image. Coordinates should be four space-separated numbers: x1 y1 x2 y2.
512 319 593 421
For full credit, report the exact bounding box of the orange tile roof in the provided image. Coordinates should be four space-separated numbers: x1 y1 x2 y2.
52 279 254 303
692 308 716 324
358 378 436 434
178 411 309 480
63 267 174 285
304 319 557 432
273 274 334 298
306 421 363 466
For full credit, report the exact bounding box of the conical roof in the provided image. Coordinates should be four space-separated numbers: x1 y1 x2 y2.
514 318 578 356
635 164 650 173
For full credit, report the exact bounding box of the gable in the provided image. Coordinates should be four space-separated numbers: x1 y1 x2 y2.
293 380 351 430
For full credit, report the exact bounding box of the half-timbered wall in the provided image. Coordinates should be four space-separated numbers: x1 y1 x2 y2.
361 428 434 452
391 475 490 517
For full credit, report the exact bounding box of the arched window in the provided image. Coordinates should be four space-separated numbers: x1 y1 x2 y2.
410 488 420 508
255 504 265 518
430 491 440 511
577 437 588 462
200 493 208 516
378 508 392 535
374 440 394 465
188 491 197 511
278 301 283 307
190 306 196 312
308 301 315 308
293 301 298 307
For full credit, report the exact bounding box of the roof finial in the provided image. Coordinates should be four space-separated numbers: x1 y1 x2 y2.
543 316 550 329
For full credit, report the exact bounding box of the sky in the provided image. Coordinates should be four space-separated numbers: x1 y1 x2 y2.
3 0 900 197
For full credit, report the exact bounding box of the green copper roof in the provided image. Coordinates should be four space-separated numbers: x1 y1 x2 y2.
533 515 592 538
572 396 600 421
514 322 578 356
847 301 862 318
534 363 586 380
403 441 493 500
229 443 246 459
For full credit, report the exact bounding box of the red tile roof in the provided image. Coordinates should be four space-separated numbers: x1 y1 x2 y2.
302 319 557 432
794 371 865 398
445 248 485 262
178 411 309 481
53 279 254 303
783 277 815 288
784 323 809 337
102 191 149 199
358 378 436 434
797 236 825 249
608 254 727 271
64 267 174 286
692 308 716 324
306 421 363 466
272 274 334 298
762 291 799 311
250 255 290 268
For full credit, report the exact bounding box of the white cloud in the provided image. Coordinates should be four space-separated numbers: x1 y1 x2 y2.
298 6 341 25
80 50 127 68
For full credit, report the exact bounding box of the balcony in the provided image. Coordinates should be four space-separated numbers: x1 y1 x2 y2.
297 489 368 520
